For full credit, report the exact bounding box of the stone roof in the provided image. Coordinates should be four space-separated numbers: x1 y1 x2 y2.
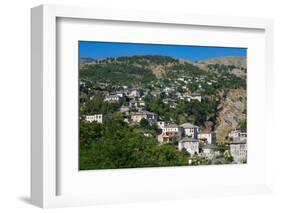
163 124 179 128
180 123 199 129
132 110 156 116
202 144 218 150
231 138 247 144
179 137 199 143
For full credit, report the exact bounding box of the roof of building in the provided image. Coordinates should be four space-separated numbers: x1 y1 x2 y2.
179 137 199 143
106 94 119 98
191 92 201 96
163 124 179 128
120 105 129 109
230 128 247 133
131 110 156 116
231 138 247 144
202 144 218 150
180 123 199 129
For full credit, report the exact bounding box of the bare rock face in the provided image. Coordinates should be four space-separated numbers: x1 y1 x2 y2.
148 64 172 79
231 68 247 79
215 88 247 142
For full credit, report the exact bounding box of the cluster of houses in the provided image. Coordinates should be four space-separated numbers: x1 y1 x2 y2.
82 80 247 164
80 78 203 107
85 110 247 164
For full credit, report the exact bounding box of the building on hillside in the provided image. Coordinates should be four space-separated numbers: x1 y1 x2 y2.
129 89 142 98
161 124 181 134
180 123 200 139
79 81 86 87
116 91 125 98
178 137 199 155
150 90 161 98
130 110 158 124
190 92 202 102
162 98 176 105
104 94 121 102
129 100 146 110
157 121 169 129
163 87 175 95
198 131 216 144
230 138 247 163
200 144 220 160
85 114 107 124
228 129 247 141
157 124 182 144
119 105 130 115
183 92 202 102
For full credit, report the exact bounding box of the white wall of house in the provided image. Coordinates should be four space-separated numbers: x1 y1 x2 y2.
104 95 120 102
230 143 247 163
198 132 215 144
162 127 179 133
229 129 247 140
131 114 146 123
178 141 199 155
182 127 200 139
157 121 166 129
85 114 104 123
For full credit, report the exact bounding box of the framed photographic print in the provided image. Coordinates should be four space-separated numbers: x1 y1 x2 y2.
31 4 274 208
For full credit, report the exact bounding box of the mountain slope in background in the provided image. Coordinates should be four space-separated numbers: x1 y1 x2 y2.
195 56 247 79
198 56 247 68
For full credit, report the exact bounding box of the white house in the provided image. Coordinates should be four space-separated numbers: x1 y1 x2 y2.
180 123 200 139
129 100 146 110
198 131 216 144
191 92 202 102
157 124 182 144
161 124 181 134
230 138 247 163
104 94 120 102
201 144 220 160
157 121 167 129
85 114 106 124
229 129 247 141
116 91 125 98
178 137 199 155
163 87 175 94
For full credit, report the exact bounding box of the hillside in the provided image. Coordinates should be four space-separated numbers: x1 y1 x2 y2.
80 55 247 140
80 55 199 85
198 56 247 68
80 55 247 84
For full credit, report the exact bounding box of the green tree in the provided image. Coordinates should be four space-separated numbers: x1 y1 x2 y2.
140 118 149 128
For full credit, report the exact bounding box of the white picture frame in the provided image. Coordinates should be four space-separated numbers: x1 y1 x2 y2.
31 4 274 208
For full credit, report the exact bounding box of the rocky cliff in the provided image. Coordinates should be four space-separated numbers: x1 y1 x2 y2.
215 88 247 142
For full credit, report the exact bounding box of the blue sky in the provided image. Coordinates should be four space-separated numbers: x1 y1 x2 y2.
79 41 247 61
